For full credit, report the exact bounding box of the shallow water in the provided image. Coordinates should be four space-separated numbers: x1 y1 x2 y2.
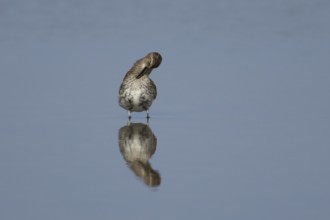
1 0 330 219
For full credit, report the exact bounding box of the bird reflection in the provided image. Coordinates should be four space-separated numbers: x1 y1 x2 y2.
118 122 161 187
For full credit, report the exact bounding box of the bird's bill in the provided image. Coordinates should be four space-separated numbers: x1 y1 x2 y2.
136 67 149 79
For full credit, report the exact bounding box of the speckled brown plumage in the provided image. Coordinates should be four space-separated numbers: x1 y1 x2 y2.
119 52 162 118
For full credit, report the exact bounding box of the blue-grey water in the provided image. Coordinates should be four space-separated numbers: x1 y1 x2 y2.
1 0 330 219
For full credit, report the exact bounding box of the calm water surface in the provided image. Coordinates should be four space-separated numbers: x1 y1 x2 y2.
1 0 329 219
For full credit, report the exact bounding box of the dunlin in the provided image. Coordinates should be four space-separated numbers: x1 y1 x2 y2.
119 52 162 119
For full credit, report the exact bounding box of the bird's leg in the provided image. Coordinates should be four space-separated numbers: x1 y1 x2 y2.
146 110 150 119
146 114 150 125
128 110 131 120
